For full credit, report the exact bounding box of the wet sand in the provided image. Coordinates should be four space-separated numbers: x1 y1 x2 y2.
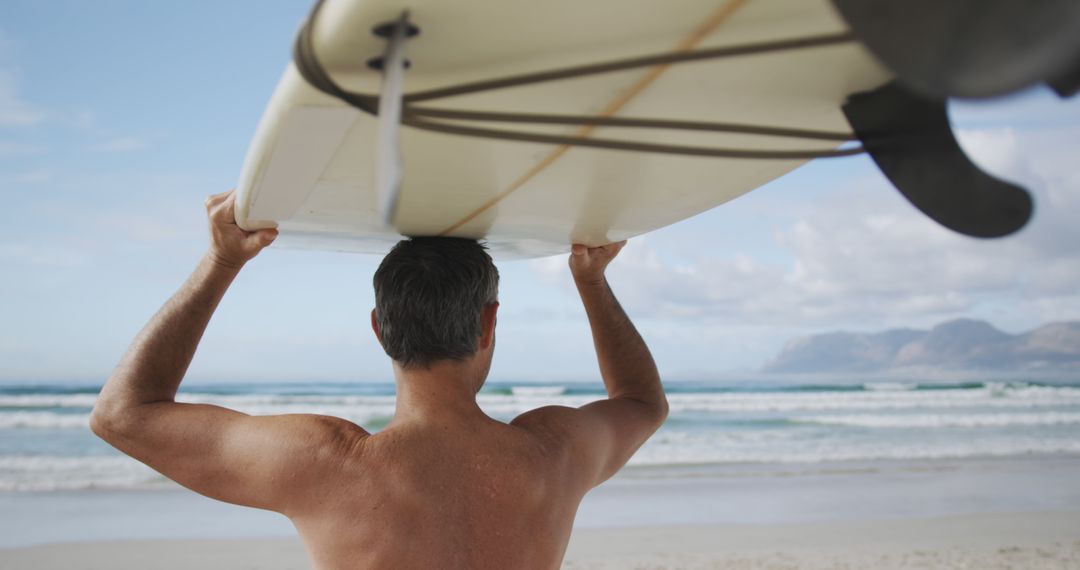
4 456 1079 568
2 511 1077 569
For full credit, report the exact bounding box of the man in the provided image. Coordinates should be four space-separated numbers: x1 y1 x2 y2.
92 190 668 569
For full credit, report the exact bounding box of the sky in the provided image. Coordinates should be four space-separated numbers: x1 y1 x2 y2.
1 2 1079 384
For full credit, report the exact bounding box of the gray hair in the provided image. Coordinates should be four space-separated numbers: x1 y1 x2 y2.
373 237 499 368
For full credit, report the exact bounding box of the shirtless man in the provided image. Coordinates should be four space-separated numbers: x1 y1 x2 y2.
92 190 668 569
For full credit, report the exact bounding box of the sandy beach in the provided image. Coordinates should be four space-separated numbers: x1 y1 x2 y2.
5 380 1080 568
2 511 1077 569
3 456 1080 568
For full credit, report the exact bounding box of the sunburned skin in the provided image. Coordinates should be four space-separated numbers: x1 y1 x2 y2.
91 190 668 569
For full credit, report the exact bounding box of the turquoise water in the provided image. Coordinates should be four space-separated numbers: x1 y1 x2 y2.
2 380 1080 491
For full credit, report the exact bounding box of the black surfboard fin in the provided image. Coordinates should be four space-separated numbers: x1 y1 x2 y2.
1048 54 1080 98
842 81 1033 239
831 0 1080 99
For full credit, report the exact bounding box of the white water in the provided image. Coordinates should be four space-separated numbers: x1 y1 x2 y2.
2 381 1079 491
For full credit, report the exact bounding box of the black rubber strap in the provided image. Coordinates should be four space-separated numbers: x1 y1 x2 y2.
403 33 855 102
403 115 863 160
293 0 378 113
406 107 856 141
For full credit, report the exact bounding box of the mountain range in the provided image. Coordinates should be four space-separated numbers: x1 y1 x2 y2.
763 319 1080 375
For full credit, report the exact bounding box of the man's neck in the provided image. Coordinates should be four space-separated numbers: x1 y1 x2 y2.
390 360 488 426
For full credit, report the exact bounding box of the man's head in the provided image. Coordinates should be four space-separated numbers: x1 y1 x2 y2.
372 237 500 371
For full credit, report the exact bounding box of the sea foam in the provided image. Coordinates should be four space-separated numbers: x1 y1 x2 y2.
3 381 1080 491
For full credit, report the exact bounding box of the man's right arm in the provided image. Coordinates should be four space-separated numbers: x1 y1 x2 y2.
514 242 668 489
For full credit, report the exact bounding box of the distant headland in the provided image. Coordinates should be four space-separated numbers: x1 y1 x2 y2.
764 319 1080 376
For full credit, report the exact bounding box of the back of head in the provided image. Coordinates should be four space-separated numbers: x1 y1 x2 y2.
373 237 499 369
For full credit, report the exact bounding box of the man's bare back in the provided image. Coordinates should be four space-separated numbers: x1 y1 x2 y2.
92 190 667 569
291 414 578 568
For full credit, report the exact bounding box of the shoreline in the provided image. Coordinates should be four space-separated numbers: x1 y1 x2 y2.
2 511 1077 569
3 455 1079 567
3 454 1080 549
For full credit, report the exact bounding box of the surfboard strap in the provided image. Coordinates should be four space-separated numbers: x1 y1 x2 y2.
399 116 865 161
291 0 864 161
293 0 379 115
399 34 857 103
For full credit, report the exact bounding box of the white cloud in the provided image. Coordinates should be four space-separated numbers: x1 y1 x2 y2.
90 136 148 153
71 110 96 130
0 141 44 157
0 242 89 267
0 69 44 127
955 127 1049 195
89 212 190 243
531 127 1080 336
1 169 53 185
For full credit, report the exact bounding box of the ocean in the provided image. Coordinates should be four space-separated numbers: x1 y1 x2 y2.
3 379 1080 493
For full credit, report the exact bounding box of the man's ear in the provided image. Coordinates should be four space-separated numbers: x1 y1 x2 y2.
478 302 499 350
370 308 382 343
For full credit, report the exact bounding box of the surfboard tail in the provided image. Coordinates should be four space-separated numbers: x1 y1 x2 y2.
831 0 1080 100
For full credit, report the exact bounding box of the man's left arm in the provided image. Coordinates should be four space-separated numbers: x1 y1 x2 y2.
91 191 365 514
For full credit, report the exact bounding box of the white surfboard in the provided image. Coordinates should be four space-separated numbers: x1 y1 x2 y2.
235 0 891 258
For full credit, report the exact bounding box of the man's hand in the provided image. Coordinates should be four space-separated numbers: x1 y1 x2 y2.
568 241 626 286
206 190 278 270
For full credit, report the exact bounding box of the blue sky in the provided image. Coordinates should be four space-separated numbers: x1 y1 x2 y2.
2 2 1079 383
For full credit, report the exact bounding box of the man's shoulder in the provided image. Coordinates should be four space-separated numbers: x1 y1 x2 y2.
510 405 580 430
508 405 627 493
509 405 589 450
258 413 370 455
